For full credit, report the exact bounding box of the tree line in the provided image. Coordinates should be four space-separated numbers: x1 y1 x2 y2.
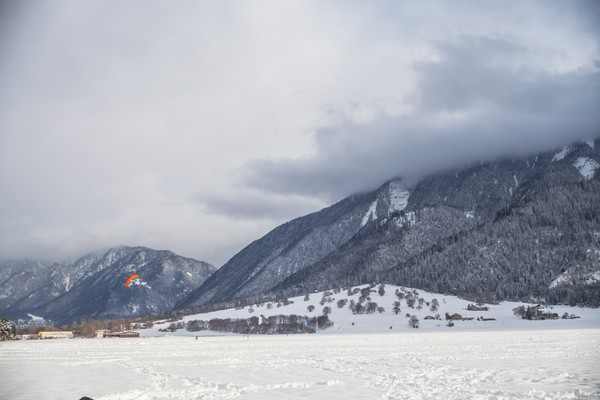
161 314 333 335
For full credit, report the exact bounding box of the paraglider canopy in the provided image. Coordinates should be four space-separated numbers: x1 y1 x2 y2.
126 274 140 288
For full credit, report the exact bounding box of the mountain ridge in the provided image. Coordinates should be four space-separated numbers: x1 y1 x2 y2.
178 138 600 309
2 139 599 326
1 246 216 325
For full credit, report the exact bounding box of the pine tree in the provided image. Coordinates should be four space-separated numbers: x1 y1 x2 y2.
0 317 14 341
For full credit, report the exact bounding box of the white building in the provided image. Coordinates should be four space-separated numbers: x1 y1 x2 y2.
38 331 73 339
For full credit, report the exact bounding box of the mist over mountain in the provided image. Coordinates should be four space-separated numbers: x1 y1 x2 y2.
178 138 600 309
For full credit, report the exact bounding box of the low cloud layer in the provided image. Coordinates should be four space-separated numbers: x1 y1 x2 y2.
1 1 598 265
245 36 600 200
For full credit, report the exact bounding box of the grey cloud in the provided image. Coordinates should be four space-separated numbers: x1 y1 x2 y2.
1 1 599 265
569 0 600 36
244 36 600 201
413 37 529 112
415 37 599 117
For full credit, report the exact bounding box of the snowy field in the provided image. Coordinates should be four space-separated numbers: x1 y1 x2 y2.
1 329 599 399
3 285 599 399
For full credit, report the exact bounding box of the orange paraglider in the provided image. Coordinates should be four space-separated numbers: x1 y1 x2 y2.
126 274 140 288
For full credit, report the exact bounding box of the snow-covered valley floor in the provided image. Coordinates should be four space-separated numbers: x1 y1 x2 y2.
1 329 599 400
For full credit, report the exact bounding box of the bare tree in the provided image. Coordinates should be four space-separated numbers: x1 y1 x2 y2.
409 315 419 328
430 298 439 312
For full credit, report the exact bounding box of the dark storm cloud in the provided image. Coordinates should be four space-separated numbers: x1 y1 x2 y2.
244 36 600 200
570 0 600 35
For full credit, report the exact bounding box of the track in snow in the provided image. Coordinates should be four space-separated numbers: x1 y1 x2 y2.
1 329 599 399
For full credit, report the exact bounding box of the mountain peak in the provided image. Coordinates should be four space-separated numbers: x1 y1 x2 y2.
178 137 600 309
2 247 216 325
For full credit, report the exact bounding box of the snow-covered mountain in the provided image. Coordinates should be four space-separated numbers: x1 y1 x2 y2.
2 246 216 325
178 138 600 309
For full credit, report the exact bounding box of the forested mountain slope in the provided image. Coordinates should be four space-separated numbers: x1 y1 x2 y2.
276 178 600 306
0 260 58 313
180 139 599 308
177 180 410 308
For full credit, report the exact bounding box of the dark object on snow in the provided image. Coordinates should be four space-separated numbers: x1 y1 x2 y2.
80 397 94 400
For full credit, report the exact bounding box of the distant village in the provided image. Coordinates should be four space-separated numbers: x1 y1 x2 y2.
34 330 141 339
4 316 154 340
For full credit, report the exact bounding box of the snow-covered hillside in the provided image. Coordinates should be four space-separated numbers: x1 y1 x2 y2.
142 284 600 337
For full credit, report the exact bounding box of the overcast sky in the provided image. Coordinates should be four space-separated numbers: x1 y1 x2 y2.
1 0 599 266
